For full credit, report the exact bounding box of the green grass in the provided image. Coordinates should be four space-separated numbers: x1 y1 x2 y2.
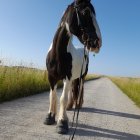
0 66 50 102
110 77 140 107
0 66 98 102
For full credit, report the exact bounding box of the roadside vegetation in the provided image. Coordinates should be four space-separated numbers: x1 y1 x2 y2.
0 66 49 102
0 66 99 102
85 74 101 81
110 77 140 107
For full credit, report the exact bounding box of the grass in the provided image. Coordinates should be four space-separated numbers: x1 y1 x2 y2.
0 66 50 102
110 77 140 107
85 74 101 81
0 66 99 102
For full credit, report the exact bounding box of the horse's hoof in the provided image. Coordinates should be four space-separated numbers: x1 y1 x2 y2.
56 120 69 134
44 113 55 125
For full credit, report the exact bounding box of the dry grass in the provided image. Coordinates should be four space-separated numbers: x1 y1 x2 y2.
110 77 140 107
85 74 101 81
0 66 50 102
0 66 98 102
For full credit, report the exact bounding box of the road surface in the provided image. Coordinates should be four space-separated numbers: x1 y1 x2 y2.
0 78 140 140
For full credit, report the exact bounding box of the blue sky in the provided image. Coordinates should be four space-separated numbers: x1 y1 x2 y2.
0 0 140 77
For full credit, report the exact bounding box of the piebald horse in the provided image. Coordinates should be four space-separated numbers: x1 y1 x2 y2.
45 0 102 134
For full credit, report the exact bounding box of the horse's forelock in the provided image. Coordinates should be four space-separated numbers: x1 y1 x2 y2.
75 0 91 5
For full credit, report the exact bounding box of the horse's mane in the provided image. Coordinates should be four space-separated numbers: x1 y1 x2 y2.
58 3 74 28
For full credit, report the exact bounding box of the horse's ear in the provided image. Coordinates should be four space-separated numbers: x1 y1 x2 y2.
75 0 91 5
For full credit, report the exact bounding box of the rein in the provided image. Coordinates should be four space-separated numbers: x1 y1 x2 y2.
69 2 90 139
69 47 89 140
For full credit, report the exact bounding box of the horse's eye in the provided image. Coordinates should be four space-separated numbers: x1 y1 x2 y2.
83 9 91 16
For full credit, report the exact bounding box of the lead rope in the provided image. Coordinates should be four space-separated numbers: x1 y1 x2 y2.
69 47 89 140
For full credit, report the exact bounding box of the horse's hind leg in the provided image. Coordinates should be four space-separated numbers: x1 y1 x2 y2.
73 78 84 109
44 75 57 125
76 79 84 109
66 85 74 110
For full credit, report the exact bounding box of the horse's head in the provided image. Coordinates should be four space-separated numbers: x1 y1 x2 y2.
65 0 102 53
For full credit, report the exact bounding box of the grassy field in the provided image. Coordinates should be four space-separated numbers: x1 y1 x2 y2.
110 77 140 107
0 66 98 102
0 66 49 102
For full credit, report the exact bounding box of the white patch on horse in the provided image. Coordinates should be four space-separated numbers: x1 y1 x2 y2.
67 37 88 80
60 21 64 27
91 13 102 47
65 22 71 34
48 43 53 52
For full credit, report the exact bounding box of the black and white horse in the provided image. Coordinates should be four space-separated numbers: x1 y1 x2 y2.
45 0 102 134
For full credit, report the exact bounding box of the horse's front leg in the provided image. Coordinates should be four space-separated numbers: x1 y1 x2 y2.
57 80 71 134
44 85 57 125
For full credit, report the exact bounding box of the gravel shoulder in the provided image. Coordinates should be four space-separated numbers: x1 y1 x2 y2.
0 78 140 140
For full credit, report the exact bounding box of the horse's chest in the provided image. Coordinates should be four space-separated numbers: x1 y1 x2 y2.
69 48 88 80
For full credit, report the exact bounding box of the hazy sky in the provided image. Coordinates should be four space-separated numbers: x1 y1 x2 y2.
0 0 140 77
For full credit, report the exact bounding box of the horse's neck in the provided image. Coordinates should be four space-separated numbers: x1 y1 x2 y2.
52 25 71 57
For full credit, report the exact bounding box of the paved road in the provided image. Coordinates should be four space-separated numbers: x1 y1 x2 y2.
0 78 140 140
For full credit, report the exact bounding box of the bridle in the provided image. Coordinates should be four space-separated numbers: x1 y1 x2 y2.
74 2 82 27
74 2 96 47
74 1 93 29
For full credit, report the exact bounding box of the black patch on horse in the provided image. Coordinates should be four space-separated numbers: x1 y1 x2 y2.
46 25 72 90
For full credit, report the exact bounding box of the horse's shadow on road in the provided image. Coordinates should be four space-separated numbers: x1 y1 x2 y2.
69 124 140 140
68 107 140 139
80 107 140 120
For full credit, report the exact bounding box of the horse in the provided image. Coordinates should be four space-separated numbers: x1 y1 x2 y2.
44 0 102 134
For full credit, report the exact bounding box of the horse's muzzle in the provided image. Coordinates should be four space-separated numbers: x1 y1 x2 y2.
82 33 101 53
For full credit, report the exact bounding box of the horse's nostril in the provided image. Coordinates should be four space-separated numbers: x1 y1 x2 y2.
82 33 88 41
94 39 98 46
94 40 97 45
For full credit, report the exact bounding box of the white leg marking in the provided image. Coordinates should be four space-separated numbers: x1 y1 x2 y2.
58 80 71 121
49 85 57 115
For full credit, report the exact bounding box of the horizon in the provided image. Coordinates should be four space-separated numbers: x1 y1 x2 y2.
0 64 140 79
0 0 140 77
